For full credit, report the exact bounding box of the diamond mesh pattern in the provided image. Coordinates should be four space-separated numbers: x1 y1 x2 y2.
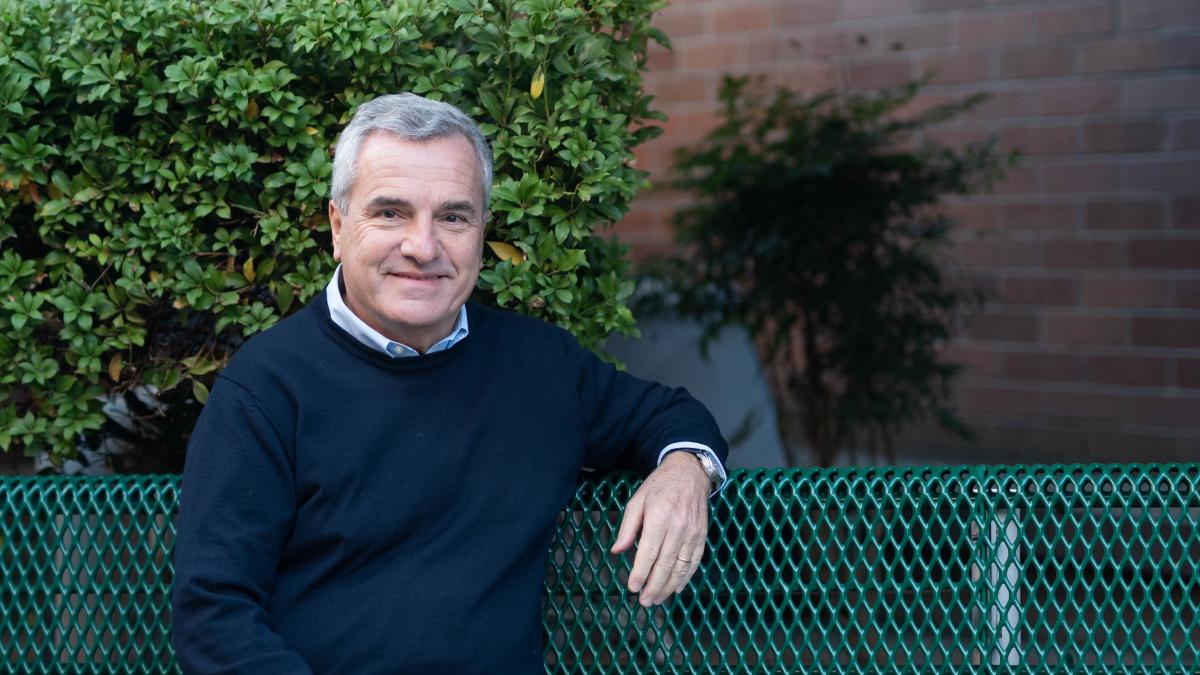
2 465 1197 673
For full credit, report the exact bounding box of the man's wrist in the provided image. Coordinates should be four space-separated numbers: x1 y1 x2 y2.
658 445 726 495
662 450 708 475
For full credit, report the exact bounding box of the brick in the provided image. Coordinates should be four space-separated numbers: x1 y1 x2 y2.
960 384 1043 416
1173 198 1200 229
1044 315 1128 346
993 165 1039 195
1002 202 1078 230
746 36 783 64
1179 279 1200 309
1123 160 1200 193
1043 82 1120 116
1125 395 1200 427
680 41 740 69
847 60 914 89
1000 277 1080 306
920 51 991 84
712 6 772 33
1088 356 1169 386
967 311 1040 342
1079 39 1160 74
1083 121 1164 153
1042 390 1124 421
1037 5 1116 38
966 89 1039 120
1082 277 1171 307
875 19 954 52
1123 77 1200 112
779 0 840 26
955 239 1039 267
654 8 706 39
1083 200 1164 230
1000 44 1075 79
1004 351 1086 381
650 74 711 104
1165 35 1200 67
1129 239 1200 269
1133 318 1200 348
1042 163 1120 193
958 13 1032 46
999 126 1077 156
1179 359 1200 388
844 0 916 20
1172 118 1200 150
1043 240 1124 268
944 345 1002 377
811 32 852 58
1119 0 1200 31
941 201 997 230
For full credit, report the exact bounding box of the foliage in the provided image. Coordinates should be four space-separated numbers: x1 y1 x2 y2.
644 76 1015 467
0 0 664 469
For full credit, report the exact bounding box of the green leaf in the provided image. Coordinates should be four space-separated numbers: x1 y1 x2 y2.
192 379 209 404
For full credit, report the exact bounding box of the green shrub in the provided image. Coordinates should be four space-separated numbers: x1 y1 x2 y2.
0 0 664 469
644 76 1016 467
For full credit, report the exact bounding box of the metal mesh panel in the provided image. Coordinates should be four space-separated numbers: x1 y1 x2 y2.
2 465 1197 673
0 476 178 673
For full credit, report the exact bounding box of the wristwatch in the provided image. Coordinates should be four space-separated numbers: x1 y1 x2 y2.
676 449 724 491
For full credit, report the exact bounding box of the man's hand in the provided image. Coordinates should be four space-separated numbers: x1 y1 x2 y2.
610 452 711 607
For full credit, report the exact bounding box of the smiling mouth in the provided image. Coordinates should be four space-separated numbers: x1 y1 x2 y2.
388 272 447 281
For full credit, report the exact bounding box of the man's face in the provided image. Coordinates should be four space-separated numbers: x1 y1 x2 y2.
329 132 486 352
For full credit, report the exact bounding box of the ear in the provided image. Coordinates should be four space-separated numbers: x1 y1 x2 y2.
329 200 344 262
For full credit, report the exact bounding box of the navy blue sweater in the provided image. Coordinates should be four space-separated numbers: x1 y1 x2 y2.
171 293 728 674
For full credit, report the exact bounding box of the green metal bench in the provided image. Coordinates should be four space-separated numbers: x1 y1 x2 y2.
2 464 1197 673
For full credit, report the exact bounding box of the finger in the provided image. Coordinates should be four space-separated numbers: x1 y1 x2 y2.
673 541 706 596
672 506 709 595
627 517 668 595
637 525 689 605
611 492 645 554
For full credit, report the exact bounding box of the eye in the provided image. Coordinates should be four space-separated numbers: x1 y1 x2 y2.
380 209 400 219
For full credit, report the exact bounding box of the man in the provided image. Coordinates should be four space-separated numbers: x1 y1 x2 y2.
171 93 728 674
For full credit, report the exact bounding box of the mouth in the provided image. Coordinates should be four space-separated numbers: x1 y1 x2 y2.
387 272 448 281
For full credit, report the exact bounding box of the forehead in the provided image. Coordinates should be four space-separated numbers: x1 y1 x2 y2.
352 132 483 206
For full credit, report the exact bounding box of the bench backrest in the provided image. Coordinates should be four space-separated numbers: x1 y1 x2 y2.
2 465 1197 673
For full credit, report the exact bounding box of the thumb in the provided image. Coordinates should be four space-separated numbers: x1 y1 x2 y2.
610 493 645 554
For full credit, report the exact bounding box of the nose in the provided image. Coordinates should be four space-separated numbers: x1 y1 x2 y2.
399 213 440 264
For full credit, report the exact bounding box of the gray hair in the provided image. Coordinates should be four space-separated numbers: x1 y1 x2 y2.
330 93 493 214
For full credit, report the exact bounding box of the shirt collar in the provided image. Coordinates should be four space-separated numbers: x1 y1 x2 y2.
325 265 469 358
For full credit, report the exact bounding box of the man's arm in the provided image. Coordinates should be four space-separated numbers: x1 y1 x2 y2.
172 377 313 674
562 330 729 608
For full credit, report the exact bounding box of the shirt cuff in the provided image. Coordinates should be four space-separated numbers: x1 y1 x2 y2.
657 442 728 496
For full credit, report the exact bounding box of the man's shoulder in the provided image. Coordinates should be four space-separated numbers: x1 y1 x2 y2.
468 301 573 346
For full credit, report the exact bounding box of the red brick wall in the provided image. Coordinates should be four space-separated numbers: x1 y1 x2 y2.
620 0 1200 464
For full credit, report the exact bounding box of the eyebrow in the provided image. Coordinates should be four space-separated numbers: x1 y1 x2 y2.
363 196 479 218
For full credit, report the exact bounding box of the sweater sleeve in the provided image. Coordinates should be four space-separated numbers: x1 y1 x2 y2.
562 330 729 475
171 376 313 675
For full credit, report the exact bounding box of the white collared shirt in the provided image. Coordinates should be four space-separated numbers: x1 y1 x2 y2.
325 265 468 358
